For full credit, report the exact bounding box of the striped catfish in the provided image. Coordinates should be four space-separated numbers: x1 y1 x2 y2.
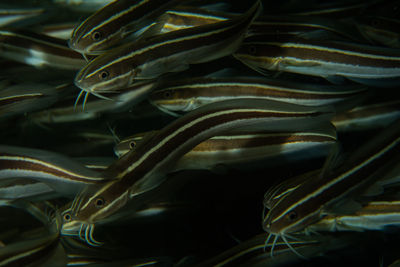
149 76 366 115
61 98 333 245
307 198 400 233
263 119 400 252
0 157 113 200
69 0 184 54
74 1 262 98
0 30 86 70
0 145 109 196
30 81 156 123
155 6 231 34
115 126 336 172
0 83 70 120
233 34 400 86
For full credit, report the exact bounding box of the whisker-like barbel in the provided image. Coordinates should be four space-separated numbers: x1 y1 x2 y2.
63 98 334 237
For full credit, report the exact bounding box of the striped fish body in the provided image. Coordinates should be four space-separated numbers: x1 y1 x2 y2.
234 34 400 83
115 127 336 172
67 98 333 225
69 0 184 54
156 6 231 34
29 81 156 124
74 1 262 94
0 145 108 196
0 30 86 70
307 199 400 233
149 76 366 115
263 119 400 236
0 83 69 120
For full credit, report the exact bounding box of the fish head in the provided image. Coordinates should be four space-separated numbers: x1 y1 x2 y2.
74 54 134 94
69 9 123 54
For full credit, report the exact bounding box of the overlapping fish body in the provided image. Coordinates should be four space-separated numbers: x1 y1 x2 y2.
69 0 186 54
234 34 400 86
62 98 333 241
149 76 367 115
74 1 262 95
0 30 86 70
263 119 400 237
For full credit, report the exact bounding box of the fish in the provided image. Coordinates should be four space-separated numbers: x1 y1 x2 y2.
61 98 333 245
149 76 366 116
0 145 109 196
263 119 400 255
74 1 262 99
115 126 336 172
0 30 86 70
69 0 185 54
233 34 400 86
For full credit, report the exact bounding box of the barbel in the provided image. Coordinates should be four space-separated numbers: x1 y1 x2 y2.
62 98 333 244
263 119 400 250
74 1 262 99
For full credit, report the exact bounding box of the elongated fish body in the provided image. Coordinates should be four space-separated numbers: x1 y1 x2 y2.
332 98 400 133
149 76 366 115
63 98 333 232
0 178 55 200
0 145 108 196
156 6 232 34
307 198 400 233
74 1 262 94
0 83 70 120
0 30 86 70
69 0 184 54
263 119 400 236
29 81 157 124
0 158 112 200
115 126 336 172
234 34 400 84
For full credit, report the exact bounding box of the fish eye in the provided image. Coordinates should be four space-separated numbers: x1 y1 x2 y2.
163 90 172 98
287 211 298 221
95 197 105 208
129 141 136 149
92 31 101 41
248 45 257 55
99 70 109 80
63 213 71 222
